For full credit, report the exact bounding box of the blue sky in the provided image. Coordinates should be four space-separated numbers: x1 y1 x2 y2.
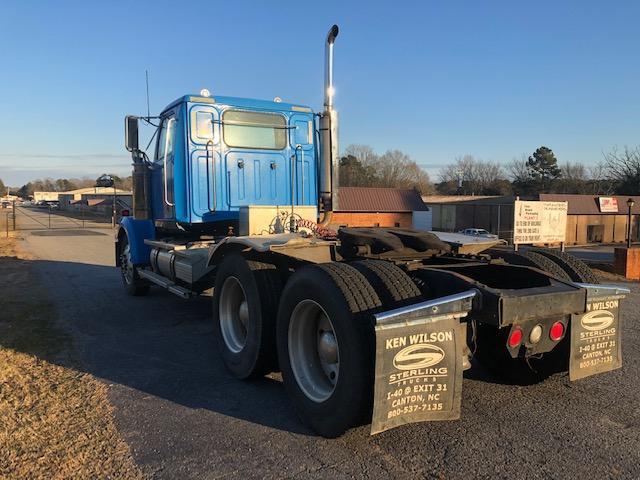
1 0 638 186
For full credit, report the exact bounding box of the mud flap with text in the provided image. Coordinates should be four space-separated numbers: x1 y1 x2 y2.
570 284 629 381
370 290 475 435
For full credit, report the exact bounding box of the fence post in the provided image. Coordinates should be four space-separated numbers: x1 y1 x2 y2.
12 201 16 231
48 205 51 229
5 213 8 238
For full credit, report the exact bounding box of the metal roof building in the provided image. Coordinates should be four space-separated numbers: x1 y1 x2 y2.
332 187 431 230
337 187 428 212
424 193 640 245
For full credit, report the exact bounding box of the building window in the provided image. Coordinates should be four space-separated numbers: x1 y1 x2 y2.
223 110 287 150
394 222 400 227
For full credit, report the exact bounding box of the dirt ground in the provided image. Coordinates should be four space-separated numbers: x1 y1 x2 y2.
0 237 143 479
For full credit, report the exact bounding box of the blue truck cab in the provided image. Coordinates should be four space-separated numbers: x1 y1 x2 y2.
120 93 319 264
152 94 317 226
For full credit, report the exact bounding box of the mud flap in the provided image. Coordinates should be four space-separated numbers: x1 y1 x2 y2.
370 290 476 435
570 284 630 381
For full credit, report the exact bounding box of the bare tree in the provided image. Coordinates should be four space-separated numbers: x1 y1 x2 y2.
587 161 616 195
375 150 434 194
439 155 476 184
343 144 378 168
554 162 588 193
341 144 434 194
602 146 640 194
506 154 529 183
439 155 508 195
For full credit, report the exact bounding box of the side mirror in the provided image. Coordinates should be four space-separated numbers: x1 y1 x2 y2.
125 116 139 152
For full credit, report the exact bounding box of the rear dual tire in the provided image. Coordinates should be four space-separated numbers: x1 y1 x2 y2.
212 254 281 379
277 263 382 438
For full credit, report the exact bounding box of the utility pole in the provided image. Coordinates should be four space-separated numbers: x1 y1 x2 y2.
95 174 117 228
112 184 117 228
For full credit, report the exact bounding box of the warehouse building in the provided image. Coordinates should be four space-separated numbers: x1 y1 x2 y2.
424 194 640 245
58 187 132 217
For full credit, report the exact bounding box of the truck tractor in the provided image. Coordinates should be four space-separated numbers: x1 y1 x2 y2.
117 25 628 437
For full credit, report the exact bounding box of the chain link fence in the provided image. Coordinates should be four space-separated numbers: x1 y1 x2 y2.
2 204 115 237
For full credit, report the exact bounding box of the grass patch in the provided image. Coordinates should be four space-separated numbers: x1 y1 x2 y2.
0 238 143 479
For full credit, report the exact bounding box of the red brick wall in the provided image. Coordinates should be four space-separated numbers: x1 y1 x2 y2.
614 247 640 280
331 212 412 228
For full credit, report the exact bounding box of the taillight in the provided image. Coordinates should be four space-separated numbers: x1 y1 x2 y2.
550 322 565 341
508 327 523 348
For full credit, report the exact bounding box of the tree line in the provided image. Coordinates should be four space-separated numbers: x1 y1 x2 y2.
3 144 638 199
339 144 640 196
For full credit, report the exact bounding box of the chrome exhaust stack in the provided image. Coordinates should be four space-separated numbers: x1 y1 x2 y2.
319 24 339 224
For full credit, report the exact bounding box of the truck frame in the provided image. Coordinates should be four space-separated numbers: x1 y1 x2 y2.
116 25 628 437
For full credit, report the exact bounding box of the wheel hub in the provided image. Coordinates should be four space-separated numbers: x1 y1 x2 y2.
288 300 339 403
219 276 249 354
120 244 134 284
318 331 338 364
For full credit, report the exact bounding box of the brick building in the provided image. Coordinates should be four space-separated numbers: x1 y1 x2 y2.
332 187 431 229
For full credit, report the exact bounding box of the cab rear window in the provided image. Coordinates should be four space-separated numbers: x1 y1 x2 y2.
222 110 286 150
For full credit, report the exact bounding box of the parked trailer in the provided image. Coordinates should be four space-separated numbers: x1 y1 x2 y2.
116 25 629 437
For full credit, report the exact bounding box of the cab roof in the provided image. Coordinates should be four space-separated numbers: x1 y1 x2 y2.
162 95 314 115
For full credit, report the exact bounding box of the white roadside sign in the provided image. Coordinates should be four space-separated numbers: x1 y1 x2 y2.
513 200 568 245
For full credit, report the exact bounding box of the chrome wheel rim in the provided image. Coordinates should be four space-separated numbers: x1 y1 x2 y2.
219 276 249 353
121 243 134 285
288 300 339 403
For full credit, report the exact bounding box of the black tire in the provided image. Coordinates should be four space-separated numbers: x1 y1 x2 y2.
212 254 282 379
350 260 422 307
530 248 599 284
119 235 150 296
487 248 573 281
523 251 572 281
277 262 381 437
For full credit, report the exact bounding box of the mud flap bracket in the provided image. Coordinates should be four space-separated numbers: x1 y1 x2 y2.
370 290 476 435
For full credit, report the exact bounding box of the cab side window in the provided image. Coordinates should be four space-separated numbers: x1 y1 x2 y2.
156 116 176 162
156 114 177 206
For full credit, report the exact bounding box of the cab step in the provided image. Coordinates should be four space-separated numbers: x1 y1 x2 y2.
138 269 195 299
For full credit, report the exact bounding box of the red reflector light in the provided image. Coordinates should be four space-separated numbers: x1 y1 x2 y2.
121 209 130 217
550 322 565 341
508 328 523 348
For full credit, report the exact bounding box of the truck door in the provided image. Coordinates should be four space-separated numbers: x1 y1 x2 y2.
289 113 315 205
152 113 177 220
188 105 222 222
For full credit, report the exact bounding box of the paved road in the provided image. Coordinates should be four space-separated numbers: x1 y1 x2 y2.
566 245 616 264
17 208 640 479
